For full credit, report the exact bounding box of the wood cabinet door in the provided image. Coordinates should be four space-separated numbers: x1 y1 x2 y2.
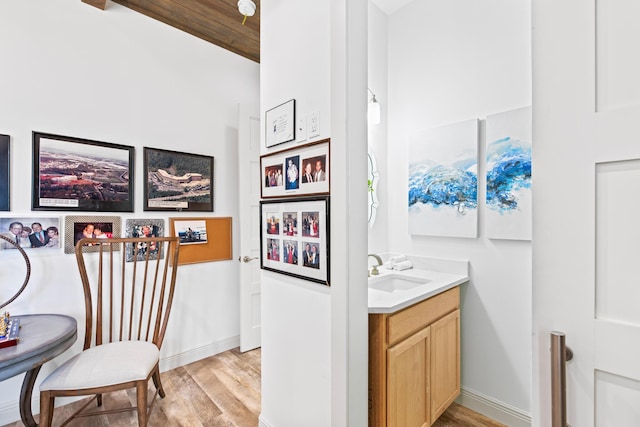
387 327 430 427
430 309 460 424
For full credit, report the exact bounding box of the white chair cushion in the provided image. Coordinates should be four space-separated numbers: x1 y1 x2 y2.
40 340 159 391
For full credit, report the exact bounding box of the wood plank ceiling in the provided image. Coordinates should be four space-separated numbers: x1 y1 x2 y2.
84 0 260 63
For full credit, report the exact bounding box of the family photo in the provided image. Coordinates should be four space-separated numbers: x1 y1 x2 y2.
0 217 61 250
127 220 163 261
73 221 114 246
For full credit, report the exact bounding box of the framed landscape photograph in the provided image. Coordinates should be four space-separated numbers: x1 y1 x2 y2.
125 218 164 262
32 132 134 212
265 99 295 148
0 134 9 211
64 215 121 254
261 138 330 199
143 148 214 212
260 196 330 286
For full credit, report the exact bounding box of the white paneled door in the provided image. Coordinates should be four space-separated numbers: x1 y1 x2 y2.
534 0 640 425
238 104 261 352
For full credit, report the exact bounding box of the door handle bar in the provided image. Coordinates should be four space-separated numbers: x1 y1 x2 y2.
551 331 573 427
238 256 259 263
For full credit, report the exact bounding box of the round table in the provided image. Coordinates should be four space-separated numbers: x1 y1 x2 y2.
0 314 77 427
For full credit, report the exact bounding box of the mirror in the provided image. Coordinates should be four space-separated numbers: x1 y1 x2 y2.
368 149 379 228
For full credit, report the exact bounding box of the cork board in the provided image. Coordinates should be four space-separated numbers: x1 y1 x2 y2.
169 217 232 265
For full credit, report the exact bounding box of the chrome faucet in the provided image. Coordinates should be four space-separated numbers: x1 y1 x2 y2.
368 254 383 276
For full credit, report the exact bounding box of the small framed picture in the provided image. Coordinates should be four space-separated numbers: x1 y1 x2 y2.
32 132 134 212
0 134 9 211
260 138 330 199
0 217 61 250
265 99 296 148
64 215 121 254
260 196 330 286
125 219 164 262
143 147 214 212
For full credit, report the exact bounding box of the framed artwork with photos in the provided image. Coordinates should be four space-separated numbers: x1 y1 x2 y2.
260 138 330 199
64 215 121 254
32 132 134 212
260 196 330 286
125 218 164 262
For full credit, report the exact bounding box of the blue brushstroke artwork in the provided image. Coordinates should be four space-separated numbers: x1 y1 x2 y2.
408 118 479 238
486 136 531 213
408 162 477 214
485 106 532 240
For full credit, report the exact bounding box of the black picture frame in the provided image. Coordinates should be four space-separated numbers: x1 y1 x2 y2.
260 196 330 286
0 134 9 211
265 99 296 148
143 147 214 212
32 132 134 212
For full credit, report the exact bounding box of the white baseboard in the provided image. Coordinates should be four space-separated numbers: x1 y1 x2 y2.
457 387 531 427
159 335 240 372
0 335 240 426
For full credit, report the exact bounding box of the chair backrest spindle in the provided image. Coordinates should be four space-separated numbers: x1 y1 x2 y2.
75 237 180 351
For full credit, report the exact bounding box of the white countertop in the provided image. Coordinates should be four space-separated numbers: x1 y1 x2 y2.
367 255 469 314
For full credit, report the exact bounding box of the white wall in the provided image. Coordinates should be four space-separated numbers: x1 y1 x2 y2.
380 0 533 419
367 3 389 252
260 0 369 426
0 1 259 424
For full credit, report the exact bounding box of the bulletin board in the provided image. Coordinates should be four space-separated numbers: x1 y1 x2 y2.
169 217 232 265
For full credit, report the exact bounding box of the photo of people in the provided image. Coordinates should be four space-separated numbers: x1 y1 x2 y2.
301 212 320 237
260 197 328 286
301 154 327 184
285 155 300 190
282 212 297 236
283 240 298 265
264 164 283 188
267 238 280 261
73 221 114 246
0 217 61 250
174 219 207 245
302 242 320 269
266 214 280 235
126 219 163 262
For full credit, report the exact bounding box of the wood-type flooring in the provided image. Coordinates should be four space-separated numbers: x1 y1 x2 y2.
2 347 505 426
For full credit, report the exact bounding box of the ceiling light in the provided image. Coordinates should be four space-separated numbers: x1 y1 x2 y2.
238 0 256 25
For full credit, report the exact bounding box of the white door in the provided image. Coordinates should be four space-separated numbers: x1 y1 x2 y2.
238 104 262 352
533 1 640 425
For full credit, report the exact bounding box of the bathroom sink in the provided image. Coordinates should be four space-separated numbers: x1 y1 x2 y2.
368 275 431 293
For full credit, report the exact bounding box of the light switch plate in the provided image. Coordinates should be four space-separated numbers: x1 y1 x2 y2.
297 115 308 142
309 110 320 138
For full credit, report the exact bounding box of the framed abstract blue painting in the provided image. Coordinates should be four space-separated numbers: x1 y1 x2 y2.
408 119 479 238
485 106 532 240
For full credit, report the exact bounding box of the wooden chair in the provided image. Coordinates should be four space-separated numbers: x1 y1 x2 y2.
39 236 180 427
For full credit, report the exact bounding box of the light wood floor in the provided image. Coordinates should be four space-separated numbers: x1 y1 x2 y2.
2 347 504 427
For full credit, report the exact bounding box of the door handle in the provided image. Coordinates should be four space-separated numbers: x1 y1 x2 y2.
239 256 258 263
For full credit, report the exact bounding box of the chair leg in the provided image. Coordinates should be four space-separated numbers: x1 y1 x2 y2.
152 367 166 398
96 393 103 407
136 380 148 427
39 391 55 427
